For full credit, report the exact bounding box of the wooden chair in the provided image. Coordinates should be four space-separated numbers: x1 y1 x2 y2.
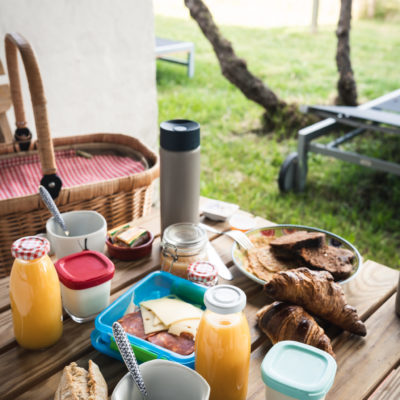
0 59 12 143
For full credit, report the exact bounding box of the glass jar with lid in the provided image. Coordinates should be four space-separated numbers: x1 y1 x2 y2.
161 223 208 279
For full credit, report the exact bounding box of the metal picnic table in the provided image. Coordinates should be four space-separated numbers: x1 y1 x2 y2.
0 197 399 399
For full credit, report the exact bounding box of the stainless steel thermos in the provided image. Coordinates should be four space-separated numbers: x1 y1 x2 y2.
160 120 201 233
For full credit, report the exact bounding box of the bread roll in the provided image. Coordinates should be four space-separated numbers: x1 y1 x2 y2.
88 360 107 400
54 360 107 400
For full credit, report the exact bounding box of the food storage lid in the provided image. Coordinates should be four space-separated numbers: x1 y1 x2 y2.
204 285 246 314
160 119 200 152
261 341 337 400
11 236 50 260
188 261 218 284
228 214 256 232
162 223 207 254
55 250 115 290
202 199 239 222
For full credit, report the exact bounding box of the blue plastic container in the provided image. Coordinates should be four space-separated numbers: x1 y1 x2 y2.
91 271 206 369
261 341 337 400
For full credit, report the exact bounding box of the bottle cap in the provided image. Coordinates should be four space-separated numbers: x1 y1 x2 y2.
204 285 246 314
160 119 200 152
11 236 50 260
188 261 218 285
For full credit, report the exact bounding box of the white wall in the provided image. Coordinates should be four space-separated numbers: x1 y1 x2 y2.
0 0 158 149
154 0 367 29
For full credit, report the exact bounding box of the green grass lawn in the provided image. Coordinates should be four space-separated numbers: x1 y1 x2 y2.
155 15 400 269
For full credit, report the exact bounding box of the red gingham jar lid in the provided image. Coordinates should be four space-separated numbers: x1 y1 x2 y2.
188 261 218 284
11 236 50 260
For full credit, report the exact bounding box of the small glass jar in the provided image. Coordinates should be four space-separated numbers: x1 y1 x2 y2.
161 223 208 279
188 261 218 287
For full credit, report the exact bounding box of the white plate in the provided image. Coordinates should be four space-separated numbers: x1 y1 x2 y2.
231 224 362 285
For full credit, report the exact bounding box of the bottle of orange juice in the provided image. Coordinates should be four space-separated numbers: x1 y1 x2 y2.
195 285 251 400
9 236 63 349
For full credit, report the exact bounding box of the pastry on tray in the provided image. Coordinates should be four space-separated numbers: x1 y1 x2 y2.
257 301 335 358
264 268 367 336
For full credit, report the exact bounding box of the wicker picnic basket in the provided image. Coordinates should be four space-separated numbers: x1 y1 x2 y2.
0 33 159 277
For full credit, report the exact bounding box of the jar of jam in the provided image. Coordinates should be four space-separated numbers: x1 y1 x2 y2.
188 261 218 287
161 223 208 279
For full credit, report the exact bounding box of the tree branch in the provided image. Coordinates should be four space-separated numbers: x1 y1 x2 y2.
184 0 285 114
336 0 358 106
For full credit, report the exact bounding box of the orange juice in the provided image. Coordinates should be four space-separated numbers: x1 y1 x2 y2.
195 286 251 400
10 237 63 349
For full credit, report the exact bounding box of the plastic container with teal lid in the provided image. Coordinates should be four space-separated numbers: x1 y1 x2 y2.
261 341 337 400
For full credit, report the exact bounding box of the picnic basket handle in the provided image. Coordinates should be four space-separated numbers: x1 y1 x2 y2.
5 32 62 198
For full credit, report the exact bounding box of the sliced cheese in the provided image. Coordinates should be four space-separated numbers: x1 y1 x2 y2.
140 305 167 334
168 318 201 339
140 296 203 326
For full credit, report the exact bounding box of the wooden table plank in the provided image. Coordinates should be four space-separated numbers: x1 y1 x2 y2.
0 242 261 398
2 199 400 400
0 239 162 351
247 261 399 400
368 367 400 400
9 274 266 400
342 260 398 319
7 260 397 400
0 276 10 312
14 350 126 400
13 286 268 400
328 294 400 400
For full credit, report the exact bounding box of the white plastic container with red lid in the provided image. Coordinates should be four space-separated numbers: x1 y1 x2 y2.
55 250 115 323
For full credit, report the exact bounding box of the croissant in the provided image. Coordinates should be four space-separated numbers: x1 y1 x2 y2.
264 268 366 336
257 301 335 358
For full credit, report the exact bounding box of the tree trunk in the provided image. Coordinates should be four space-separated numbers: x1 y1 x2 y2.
184 0 286 121
336 0 358 106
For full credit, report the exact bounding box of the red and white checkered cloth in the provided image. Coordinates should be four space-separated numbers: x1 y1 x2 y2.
0 149 146 200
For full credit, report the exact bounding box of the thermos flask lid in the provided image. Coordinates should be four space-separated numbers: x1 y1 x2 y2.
160 119 200 152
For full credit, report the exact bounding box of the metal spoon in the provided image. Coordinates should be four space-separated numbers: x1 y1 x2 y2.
112 321 148 399
39 185 70 236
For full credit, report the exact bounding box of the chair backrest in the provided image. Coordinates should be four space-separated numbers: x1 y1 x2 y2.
0 58 12 143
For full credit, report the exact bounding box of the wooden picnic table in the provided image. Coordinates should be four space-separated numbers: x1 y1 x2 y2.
0 197 399 400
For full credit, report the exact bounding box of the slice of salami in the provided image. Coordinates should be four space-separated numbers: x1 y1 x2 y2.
148 331 195 355
118 311 148 339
